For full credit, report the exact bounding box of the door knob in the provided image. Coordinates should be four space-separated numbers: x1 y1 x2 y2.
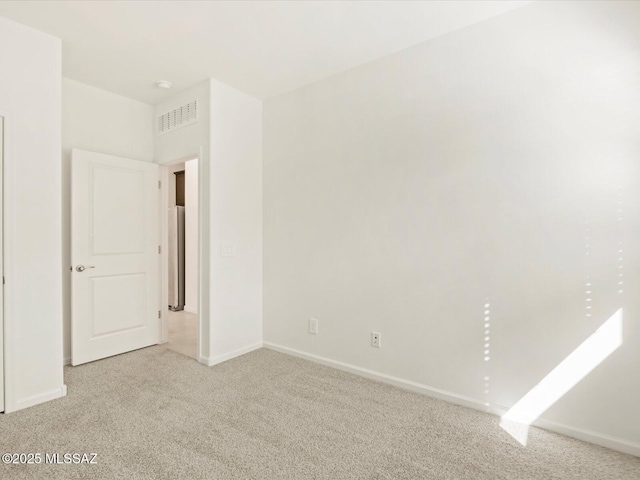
76 265 95 272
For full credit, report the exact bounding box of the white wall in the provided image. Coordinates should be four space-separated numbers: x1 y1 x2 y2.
185 158 199 313
264 1 640 453
156 80 262 365
209 80 263 363
0 16 64 411
62 78 154 364
155 81 211 360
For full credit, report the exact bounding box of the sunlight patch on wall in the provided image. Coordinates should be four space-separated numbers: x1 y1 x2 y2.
500 309 623 445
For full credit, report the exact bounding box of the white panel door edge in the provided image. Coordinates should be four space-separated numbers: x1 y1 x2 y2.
71 149 160 366
0 117 4 412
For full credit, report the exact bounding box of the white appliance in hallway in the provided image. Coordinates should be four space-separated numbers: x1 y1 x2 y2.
168 205 185 311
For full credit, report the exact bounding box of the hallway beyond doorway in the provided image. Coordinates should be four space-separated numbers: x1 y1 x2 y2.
166 310 197 360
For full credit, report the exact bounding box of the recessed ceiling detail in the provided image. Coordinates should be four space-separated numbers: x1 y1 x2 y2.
155 80 172 90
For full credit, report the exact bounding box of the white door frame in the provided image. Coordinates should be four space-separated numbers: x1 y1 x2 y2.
0 110 22 412
160 154 202 363
0 116 4 412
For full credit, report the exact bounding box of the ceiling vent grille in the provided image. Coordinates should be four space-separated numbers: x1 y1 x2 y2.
157 99 198 135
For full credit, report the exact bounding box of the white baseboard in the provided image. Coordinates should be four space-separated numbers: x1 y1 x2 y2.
201 342 263 367
13 384 67 412
531 417 640 458
184 306 198 314
263 342 640 458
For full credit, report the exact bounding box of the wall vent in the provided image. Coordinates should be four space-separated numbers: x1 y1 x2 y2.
157 99 198 135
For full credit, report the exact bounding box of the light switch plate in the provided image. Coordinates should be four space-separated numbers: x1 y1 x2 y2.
220 244 236 257
309 318 318 334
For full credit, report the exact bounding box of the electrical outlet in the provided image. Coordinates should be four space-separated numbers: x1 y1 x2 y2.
309 318 318 334
371 332 381 348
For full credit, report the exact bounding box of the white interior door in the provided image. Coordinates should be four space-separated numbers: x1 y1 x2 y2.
71 149 160 366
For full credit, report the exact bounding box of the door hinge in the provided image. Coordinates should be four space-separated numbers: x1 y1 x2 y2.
158 180 161 189
158 245 161 254
158 310 161 319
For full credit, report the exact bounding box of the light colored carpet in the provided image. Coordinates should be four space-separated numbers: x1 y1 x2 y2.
1 346 638 479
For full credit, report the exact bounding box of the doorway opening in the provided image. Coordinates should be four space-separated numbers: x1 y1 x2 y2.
162 157 199 360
